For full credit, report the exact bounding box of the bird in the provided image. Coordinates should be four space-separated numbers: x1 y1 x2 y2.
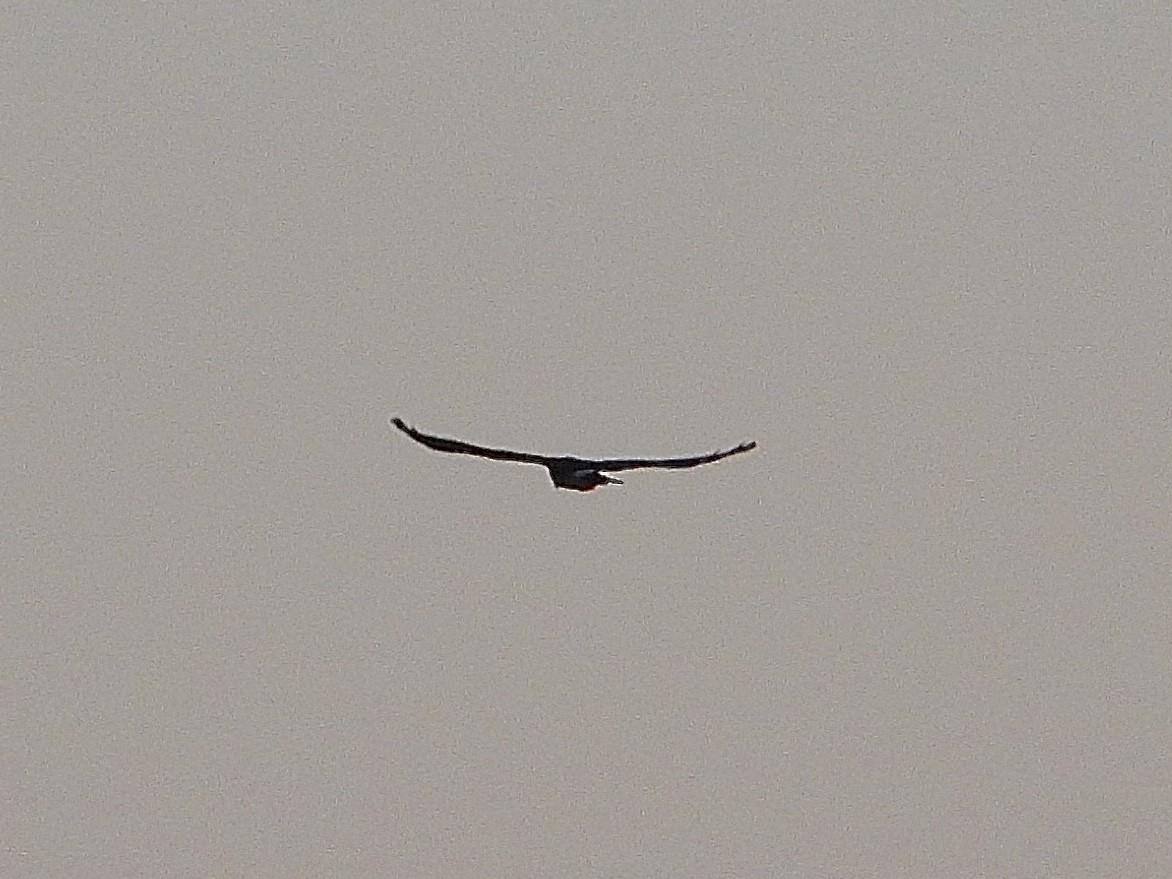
390 416 756 491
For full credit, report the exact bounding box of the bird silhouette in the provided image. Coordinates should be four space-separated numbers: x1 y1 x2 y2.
391 417 756 491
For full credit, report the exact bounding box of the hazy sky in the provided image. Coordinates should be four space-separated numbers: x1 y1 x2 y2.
4 2 1170 877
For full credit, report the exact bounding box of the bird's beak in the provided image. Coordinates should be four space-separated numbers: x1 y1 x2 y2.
604 475 623 485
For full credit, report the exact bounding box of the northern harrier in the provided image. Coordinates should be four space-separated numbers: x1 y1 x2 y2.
391 417 756 491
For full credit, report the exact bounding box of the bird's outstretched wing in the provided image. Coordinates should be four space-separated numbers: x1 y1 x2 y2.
591 441 757 473
391 418 550 465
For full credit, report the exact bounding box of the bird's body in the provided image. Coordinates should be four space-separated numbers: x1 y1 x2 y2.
534 459 626 491
390 417 756 491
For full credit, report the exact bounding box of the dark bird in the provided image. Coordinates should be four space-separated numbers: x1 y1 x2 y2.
391 417 757 492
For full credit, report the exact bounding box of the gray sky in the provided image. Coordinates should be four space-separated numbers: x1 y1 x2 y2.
4 2 1170 877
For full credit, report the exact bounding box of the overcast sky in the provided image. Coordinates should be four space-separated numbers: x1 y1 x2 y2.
4 2 1171 877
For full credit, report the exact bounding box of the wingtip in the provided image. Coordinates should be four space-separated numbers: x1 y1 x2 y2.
389 416 409 431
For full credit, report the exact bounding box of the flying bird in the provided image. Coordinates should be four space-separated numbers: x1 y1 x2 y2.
391 417 757 491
